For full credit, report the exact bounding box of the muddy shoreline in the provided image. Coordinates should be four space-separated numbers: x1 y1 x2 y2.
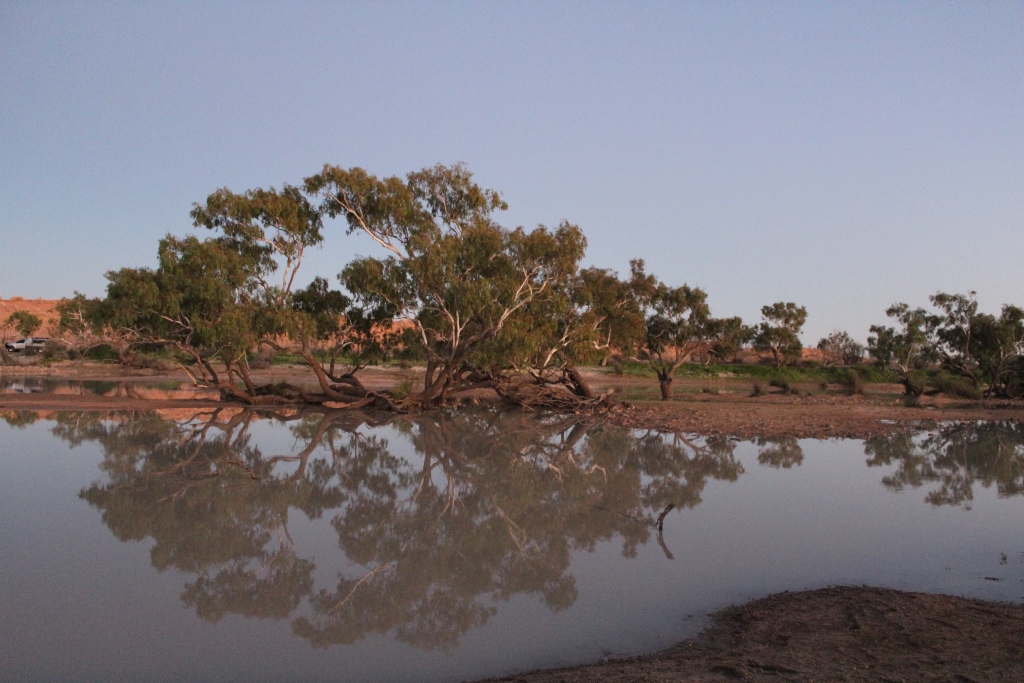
3 362 1022 440
480 586 1024 683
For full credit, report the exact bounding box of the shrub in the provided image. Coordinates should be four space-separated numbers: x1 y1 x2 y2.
931 373 982 400
248 348 274 370
132 355 171 371
42 341 70 361
751 381 765 397
842 369 864 395
391 378 414 401
83 344 121 362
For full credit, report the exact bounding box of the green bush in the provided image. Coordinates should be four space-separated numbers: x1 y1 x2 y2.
842 369 864 395
42 341 70 361
83 344 120 362
391 378 414 401
931 373 982 400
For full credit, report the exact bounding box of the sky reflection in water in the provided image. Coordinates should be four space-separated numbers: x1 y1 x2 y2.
1 407 1022 683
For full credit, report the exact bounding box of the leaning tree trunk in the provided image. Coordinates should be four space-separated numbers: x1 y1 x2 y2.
563 366 595 399
300 351 372 402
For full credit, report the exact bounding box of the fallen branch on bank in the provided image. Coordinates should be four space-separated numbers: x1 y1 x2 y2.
494 380 615 412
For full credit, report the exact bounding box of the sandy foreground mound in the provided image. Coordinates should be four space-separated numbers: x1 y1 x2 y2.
482 586 1024 683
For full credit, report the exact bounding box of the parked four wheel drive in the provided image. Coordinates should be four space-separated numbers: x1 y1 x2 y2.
4 337 49 352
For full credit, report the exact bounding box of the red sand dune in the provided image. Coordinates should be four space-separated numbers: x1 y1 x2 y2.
0 298 60 337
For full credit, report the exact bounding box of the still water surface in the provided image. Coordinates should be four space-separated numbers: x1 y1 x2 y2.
1 407 1022 682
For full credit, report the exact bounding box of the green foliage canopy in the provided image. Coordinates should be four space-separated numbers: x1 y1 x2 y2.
309 163 589 403
4 310 42 337
753 302 807 367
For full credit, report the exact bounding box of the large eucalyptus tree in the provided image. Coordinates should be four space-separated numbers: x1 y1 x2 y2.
306 163 589 406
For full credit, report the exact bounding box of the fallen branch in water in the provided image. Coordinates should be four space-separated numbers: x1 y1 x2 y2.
656 503 675 531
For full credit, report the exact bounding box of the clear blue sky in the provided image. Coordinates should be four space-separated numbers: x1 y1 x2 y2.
2 1 1021 342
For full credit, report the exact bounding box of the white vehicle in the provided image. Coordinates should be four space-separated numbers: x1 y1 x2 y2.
4 337 49 352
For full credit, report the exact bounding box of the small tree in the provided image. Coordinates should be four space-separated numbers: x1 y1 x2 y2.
1 310 42 363
867 303 934 395
817 330 864 367
972 305 1024 398
290 276 355 376
928 291 981 384
704 316 753 364
870 291 1024 398
924 291 1024 399
55 294 101 352
575 260 652 366
287 276 397 401
635 269 712 401
101 234 267 396
502 257 652 403
753 302 807 366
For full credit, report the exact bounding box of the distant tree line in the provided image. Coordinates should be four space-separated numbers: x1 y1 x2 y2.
24 163 1021 407
867 292 1024 399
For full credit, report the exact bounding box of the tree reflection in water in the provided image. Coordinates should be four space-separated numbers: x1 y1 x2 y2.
39 407 741 652
7 408 1024 649
864 422 1024 508
754 437 804 469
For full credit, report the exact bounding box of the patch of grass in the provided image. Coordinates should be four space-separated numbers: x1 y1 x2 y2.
690 362 901 385
617 360 656 377
147 380 184 391
271 353 304 365
391 378 414 401
396 359 899 387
